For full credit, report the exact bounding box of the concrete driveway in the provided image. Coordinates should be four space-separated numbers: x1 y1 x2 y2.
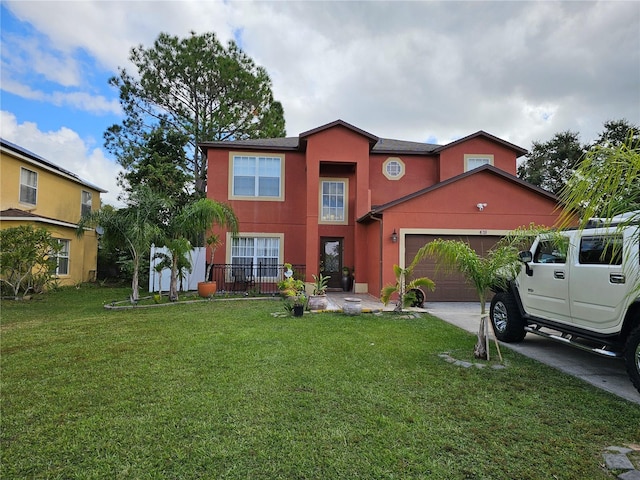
425 302 640 405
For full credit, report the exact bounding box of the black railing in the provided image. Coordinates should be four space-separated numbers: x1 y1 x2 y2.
208 263 306 295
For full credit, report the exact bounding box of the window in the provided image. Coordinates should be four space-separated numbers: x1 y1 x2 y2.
579 235 623 265
382 157 405 180
81 191 92 216
20 167 38 205
464 154 494 172
533 239 567 264
231 236 281 278
55 239 70 275
231 155 282 199
320 179 347 224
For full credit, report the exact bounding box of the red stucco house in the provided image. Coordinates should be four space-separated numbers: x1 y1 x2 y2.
200 119 561 301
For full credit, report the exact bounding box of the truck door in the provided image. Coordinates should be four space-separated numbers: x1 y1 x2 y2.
569 230 633 332
518 235 572 324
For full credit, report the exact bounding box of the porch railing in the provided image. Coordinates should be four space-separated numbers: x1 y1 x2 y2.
208 263 306 295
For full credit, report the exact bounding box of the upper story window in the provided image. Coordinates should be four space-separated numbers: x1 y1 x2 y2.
20 167 38 205
55 239 70 275
382 157 405 180
81 191 92 217
230 154 283 200
464 154 494 172
319 179 348 224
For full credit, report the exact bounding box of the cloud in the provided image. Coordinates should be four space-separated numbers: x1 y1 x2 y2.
2 0 639 154
1 111 124 207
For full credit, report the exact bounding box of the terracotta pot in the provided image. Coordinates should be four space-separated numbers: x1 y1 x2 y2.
197 281 217 298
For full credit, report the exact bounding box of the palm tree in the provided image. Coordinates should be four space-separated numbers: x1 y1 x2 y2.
162 199 238 302
558 133 640 296
413 239 521 360
380 260 435 313
559 133 640 227
77 187 165 303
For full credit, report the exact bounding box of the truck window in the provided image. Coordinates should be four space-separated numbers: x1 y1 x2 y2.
579 235 622 265
533 240 567 264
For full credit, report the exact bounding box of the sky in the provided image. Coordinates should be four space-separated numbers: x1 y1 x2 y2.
1 1 639 207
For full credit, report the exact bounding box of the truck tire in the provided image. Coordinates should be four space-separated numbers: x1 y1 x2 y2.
624 325 640 394
490 292 526 342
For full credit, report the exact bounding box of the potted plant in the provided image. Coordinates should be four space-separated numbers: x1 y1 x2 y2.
198 234 221 298
279 263 306 316
380 260 435 313
308 273 330 310
340 266 353 292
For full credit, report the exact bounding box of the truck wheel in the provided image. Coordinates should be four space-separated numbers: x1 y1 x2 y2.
490 292 526 342
624 325 640 394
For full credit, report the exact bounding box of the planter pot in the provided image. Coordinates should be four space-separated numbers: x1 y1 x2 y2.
197 281 217 298
293 305 305 317
308 294 328 311
343 297 362 316
340 274 353 292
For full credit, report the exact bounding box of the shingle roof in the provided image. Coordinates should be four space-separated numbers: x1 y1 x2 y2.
198 120 521 157
433 130 528 156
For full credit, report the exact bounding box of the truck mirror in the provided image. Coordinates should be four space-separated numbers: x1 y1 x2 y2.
518 250 533 276
518 251 533 262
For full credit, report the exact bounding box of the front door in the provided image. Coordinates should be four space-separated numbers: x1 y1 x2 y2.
320 237 343 289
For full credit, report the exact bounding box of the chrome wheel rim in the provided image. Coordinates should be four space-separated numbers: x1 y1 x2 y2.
493 302 508 333
635 341 640 373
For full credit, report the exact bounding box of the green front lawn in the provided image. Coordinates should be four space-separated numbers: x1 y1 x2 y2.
2 286 638 479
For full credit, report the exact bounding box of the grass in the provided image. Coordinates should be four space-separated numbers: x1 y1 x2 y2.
2 285 639 479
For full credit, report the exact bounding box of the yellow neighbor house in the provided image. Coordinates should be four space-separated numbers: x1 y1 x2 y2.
0 138 107 286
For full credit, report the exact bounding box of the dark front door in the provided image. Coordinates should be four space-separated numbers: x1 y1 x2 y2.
320 237 343 289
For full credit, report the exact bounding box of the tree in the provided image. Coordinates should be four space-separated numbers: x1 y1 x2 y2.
77 186 165 303
118 121 193 205
413 239 522 360
0 226 61 298
105 31 286 196
591 119 640 149
518 119 639 196
517 131 585 195
161 198 238 302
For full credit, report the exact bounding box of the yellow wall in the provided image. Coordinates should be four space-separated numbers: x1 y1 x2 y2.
1 150 102 222
1 148 103 286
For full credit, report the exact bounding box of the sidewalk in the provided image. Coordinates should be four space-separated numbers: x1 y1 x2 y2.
325 293 640 405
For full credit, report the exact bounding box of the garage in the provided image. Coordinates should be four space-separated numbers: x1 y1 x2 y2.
405 234 502 302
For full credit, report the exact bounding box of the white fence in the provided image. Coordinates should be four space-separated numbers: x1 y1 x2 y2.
148 245 206 293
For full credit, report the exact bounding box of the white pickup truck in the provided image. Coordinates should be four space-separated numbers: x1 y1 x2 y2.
489 213 640 394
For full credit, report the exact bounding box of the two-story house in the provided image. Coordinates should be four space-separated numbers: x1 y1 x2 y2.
201 119 561 301
0 139 106 287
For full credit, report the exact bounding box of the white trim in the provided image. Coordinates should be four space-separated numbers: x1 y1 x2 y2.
0 215 79 229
